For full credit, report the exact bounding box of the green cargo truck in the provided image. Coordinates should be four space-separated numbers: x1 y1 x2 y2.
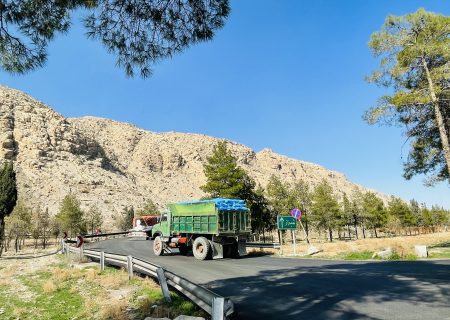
151 198 251 260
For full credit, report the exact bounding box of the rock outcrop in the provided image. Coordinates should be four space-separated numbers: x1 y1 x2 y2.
0 86 386 225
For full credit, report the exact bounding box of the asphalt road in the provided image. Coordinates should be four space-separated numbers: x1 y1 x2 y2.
87 238 450 320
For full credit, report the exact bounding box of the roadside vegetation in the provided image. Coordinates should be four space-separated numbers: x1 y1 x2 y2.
248 232 450 261
0 252 205 320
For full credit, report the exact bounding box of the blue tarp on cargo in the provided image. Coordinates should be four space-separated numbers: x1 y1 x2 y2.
176 198 248 211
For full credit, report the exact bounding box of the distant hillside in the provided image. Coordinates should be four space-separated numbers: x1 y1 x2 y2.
0 86 387 224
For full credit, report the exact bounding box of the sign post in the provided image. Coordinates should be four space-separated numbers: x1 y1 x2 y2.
290 208 302 255
277 215 297 256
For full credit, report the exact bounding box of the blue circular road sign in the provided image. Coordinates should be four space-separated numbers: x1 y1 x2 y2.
291 208 302 220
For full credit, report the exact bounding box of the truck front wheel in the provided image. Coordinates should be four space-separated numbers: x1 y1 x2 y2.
193 237 210 260
153 236 164 256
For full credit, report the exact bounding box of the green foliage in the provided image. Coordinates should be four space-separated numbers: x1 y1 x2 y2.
365 8 450 183
201 141 254 199
430 205 449 226
266 175 292 215
85 205 103 234
0 0 230 77
136 199 160 216
341 251 374 260
422 206 433 226
311 180 341 241
361 192 387 234
410 199 423 227
0 161 17 254
115 206 135 231
249 185 275 233
55 194 86 236
388 197 416 227
0 161 17 219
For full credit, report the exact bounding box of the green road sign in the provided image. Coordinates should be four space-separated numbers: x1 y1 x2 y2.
277 215 297 230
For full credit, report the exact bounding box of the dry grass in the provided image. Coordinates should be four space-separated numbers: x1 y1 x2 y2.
97 271 129 289
275 231 450 259
99 299 128 320
84 268 98 281
52 267 72 282
42 280 57 293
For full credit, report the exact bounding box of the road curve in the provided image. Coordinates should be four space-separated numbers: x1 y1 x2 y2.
87 238 450 320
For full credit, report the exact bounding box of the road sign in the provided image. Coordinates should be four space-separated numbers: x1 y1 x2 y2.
277 215 297 230
291 208 302 220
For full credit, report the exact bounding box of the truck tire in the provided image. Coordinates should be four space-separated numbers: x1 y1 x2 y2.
178 244 189 256
193 237 210 260
153 236 164 256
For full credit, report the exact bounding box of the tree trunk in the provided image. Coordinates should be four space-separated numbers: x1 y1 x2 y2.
328 228 333 242
304 213 309 237
354 221 359 239
374 227 378 238
0 218 4 257
347 224 351 240
362 224 366 239
422 58 450 180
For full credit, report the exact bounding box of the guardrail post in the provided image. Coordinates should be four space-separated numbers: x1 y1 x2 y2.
212 297 225 320
156 268 172 303
100 251 105 271
127 255 133 279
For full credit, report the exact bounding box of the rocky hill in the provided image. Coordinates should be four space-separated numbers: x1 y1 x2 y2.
0 86 386 225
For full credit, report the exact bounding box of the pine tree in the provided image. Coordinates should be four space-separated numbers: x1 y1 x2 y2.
387 197 415 235
366 9 450 183
311 180 341 242
0 161 17 256
85 205 103 234
290 179 312 236
136 199 160 216
361 192 386 238
55 194 86 236
266 175 291 215
201 141 254 199
115 206 135 231
0 0 230 77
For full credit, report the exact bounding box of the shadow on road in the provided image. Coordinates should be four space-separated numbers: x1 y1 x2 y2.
207 261 450 320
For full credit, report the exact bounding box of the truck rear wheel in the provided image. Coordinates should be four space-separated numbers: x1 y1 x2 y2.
193 237 210 260
153 236 164 256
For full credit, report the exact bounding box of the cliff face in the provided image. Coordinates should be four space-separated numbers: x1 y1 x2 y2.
0 86 385 224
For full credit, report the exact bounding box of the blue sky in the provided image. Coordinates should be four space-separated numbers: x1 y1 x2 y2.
1 1 449 208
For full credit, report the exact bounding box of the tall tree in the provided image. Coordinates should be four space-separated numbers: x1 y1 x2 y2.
0 0 229 77
85 205 103 234
387 197 415 234
410 199 423 227
136 199 159 216
201 141 254 199
249 185 274 236
55 194 85 236
266 175 291 216
361 192 386 238
290 179 312 236
115 206 134 231
421 205 433 227
365 9 450 184
0 161 17 256
311 180 341 242
341 193 354 239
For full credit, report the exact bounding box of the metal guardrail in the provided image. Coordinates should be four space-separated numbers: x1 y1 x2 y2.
62 242 233 319
246 242 281 249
